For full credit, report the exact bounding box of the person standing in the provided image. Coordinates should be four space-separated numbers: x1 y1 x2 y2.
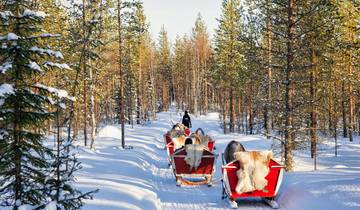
182 110 192 128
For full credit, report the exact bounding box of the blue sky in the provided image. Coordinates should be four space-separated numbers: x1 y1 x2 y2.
142 0 222 43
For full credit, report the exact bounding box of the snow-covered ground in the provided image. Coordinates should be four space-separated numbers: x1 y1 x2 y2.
74 111 360 210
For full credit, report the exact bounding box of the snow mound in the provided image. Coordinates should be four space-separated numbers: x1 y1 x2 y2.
332 165 348 169
98 126 122 139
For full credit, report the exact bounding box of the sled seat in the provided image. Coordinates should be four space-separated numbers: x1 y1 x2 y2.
222 157 284 200
171 148 217 186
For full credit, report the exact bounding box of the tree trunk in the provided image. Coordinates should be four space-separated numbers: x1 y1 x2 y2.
89 64 96 149
229 89 235 132
342 81 347 138
83 77 87 146
222 91 227 134
264 0 272 139
56 104 61 201
118 0 125 149
82 0 88 147
284 0 295 171
333 88 338 157
204 60 208 114
237 96 242 133
348 47 353 142
249 95 254 135
162 83 167 111
310 49 318 163
14 122 21 209
137 44 142 125
192 51 198 114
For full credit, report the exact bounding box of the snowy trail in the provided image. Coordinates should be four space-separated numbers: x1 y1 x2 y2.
74 111 360 210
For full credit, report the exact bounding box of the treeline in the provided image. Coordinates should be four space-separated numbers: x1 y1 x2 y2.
213 0 359 171
11 0 359 171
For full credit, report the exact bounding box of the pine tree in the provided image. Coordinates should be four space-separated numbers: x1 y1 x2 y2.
0 1 65 208
113 0 148 147
65 0 106 149
214 0 246 133
157 26 172 111
0 1 97 208
191 14 212 115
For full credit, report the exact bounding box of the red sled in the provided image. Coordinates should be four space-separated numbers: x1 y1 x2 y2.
221 154 285 209
164 134 175 157
171 147 217 186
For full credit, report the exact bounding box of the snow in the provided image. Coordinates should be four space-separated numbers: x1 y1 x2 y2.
0 11 13 19
7 33 19 40
98 125 122 139
35 83 75 101
1 110 359 209
39 34 61 38
18 204 34 210
0 61 12 73
44 62 71 70
28 61 42 72
22 9 47 19
18 202 56 210
0 83 14 97
29 34 61 39
90 19 99 24
29 47 64 59
45 201 57 210
0 33 19 41
59 102 66 109
68 110 360 210
0 129 8 139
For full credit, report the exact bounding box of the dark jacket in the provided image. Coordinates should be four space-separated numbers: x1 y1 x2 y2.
182 113 192 128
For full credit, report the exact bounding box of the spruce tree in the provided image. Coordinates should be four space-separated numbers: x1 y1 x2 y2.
0 1 96 209
43 97 98 209
0 1 58 208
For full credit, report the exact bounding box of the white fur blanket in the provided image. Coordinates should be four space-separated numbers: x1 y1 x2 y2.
184 144 205 170
234 151 273 194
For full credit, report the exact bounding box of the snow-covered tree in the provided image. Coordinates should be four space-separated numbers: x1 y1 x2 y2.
0 1 95 209
43 95 97 209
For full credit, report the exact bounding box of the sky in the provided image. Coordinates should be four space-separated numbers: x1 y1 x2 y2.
142 0 222 43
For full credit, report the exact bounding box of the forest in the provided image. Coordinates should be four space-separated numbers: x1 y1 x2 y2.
0 0 359 209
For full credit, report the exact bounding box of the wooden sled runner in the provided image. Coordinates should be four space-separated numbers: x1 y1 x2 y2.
221 154 285 209
171 148 217 186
